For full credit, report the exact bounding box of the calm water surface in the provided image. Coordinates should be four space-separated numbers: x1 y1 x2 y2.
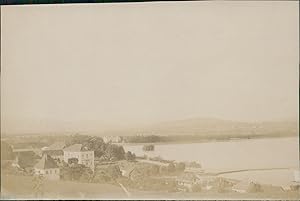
123 137 299 185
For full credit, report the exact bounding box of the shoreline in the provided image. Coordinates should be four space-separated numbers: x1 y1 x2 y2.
116 135 298 146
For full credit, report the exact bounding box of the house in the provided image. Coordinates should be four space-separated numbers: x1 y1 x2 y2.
63 144 94 171
42 142 66 161
176 172 219 191
103 136 122 143
176 172 200 191
34 154 60 180
232 180 262 193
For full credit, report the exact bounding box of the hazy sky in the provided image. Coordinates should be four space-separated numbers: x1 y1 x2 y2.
1 1 299 134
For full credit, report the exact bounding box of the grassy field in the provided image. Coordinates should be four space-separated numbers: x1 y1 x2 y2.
129 189 300 200
1 174 126 199
1 173 299 200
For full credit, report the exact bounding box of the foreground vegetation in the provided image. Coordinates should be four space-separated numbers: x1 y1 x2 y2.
1 134 299 199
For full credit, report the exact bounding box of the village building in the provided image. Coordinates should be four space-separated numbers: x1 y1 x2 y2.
176 172 200 191
63 144 94 171
176 172 230 192
42 141 66 161
232 180 262 193
34 154 60 180
103 136 122 143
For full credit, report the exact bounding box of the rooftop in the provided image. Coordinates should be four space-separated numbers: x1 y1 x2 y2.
63 144 90 152
232 180 257 191
34 154 58 169
45 141 66 151
177 172 198 182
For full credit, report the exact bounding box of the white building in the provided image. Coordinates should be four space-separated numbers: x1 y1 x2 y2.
103 136 122 143
34 154 60 180
63 144 94 171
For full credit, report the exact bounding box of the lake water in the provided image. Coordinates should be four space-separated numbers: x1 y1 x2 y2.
123 137 299 186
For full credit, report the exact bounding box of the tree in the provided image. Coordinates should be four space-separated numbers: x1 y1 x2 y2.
66 134 91 146
66 134 128 160
106 165 122 179
61 163 90 181
93 165 121 183
125 151 136 161
248 182 263 193
1 141 14 160
216 177 228 193
60 165 72 180
167 163 176 173
188 161 202 168
68 158 79 165
70 164 86 181
93 170 111 183
66 134 107 158
104 144 125 161
148 165 159 176
82 137 107 158
175 162 186 172
191 183 202 192
18 151 40 169
159 166 168 175
79 167 94 182
143 144 155 151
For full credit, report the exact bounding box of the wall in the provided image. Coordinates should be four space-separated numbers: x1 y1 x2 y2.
64 151 94 171
34 168 60 180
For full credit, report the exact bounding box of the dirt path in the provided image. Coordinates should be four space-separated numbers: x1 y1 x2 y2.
117 182 131 197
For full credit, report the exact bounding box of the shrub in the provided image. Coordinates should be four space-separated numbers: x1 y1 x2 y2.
125 151 136 161
159 166 168 175
175 162 186 172
167 163 176 173
143 144 155 151
187 161 202 168
1 141 14 160
106 165 122 179
92 170 111 183
104 144 125 161
68 158 79 164
191 183 202 192
248 182 263 193
79 167 94 182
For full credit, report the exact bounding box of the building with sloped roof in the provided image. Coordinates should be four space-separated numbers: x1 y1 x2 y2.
34 154 60 180
176 172 199 191
42 141 66 161
63 144 94 171
232 180 262 193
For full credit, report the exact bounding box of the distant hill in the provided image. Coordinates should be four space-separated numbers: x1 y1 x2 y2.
3 118 298 139
104 118 298 138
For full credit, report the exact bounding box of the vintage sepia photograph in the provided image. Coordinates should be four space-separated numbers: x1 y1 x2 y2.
1 1 299 200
